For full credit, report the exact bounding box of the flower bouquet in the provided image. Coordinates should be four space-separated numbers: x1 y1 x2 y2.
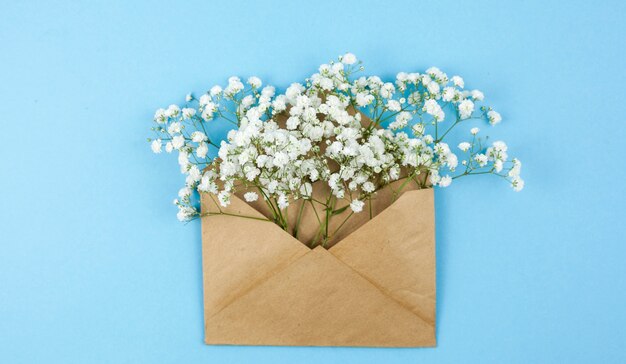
150 53 523 347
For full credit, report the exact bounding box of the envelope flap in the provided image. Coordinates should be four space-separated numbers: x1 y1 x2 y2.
205 246 435 347
201 193 309 320
330 188 436 326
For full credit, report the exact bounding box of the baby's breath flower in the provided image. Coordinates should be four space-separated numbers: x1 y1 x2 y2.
342 52 357 65
244 192 259 202
247 76 262 89
151 139 162 154
458 99 474 119
350 199 365 213
488 110 502 125
150 53 523 237
451 76 464 88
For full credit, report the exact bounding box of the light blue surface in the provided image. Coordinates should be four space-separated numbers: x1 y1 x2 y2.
1 1 625 363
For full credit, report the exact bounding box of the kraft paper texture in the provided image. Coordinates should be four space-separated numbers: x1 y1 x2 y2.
200 181 436 347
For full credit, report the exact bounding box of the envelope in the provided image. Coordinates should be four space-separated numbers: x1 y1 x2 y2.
200 177 436 347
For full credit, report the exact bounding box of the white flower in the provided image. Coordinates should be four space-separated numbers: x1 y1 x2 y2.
412 123 425 136
451 76 464 88
182 108 196 119
458 99 474 119
210 86 222 96
198 174 216 193
172 135 185 150
471 89 484 101
427 82 440 95
167 122 182 135
389 111 411 130
273 152 289 168
218 190 231 207
248 76 262 88
439 175 452 187
177 206 196 222
178 187 191 198
185 93 193 102
286 83 305 102
226 76 244 95
342 52 357 65
191 131 207 143
165 104 180 118
154 108 167 123
201 103 217 121
244 192 259 202
356 92 374 106
350 199 365 213
488 110 502 125
474 154 488 167
196 142 209 158
424 99 445 121
151 139 162 153
187 165 202 183
362 181 375 193
152 57 524 227
442 87 456 102
386 100 401 112
511 176 524 192
509 158 522 177
277 194 289 209
494 159 503 172
380 83 395 98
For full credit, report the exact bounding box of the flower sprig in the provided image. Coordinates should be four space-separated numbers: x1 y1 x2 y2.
149 53 523 244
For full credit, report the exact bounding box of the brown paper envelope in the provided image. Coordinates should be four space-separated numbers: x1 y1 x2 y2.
201 187 436 347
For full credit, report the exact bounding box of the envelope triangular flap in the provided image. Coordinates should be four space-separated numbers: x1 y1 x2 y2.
205 247 435 347
200 193 309 319
330 188 436 326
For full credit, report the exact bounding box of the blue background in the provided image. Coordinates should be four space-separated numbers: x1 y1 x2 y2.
1 1 625 363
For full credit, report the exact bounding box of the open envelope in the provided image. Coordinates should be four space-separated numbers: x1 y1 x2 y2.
200 179 436 347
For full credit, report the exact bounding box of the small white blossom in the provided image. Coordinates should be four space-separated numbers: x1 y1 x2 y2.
244 192 259 202
191 131 207 143
172 135 185 150
196 143 209 158
342 52 357 65
424 99 445 121
182 108 196 119
210 86 222 96
451 76 464 88
439 175 452 187
350 199 365 213
165 104 180 118
458 99 474 119
277 194 289 209
356 92 374 106
488 110 502 125
151 139 162 153
511 176 524 192
248 76 262 88
471 89 484 101
458 142 471 152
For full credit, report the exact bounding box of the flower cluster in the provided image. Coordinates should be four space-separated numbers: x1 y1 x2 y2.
149 53 524 239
